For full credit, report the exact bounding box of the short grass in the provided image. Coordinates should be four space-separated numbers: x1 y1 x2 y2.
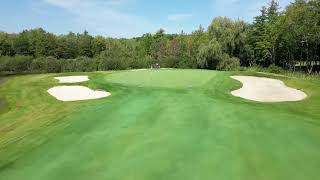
0 69 319 180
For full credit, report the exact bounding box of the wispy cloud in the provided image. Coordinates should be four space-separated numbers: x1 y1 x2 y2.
211 0 292 22
43 0 158 37
167 14 193 22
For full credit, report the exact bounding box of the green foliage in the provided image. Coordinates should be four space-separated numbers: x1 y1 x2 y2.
30 57 49 73
61 57 98 72
278 0 320 73
177 55 197 69
248 0 320 73
197 39 223 69
161 56 181 68
98 49 129 70
92 36 107 57
0 55 33 73
30 56 61 73
128 56 153 69
208 17 251 65
78 31 93 57
217 55 240 71
0 0 319 74
0 33 14 56
13 31 31 56
55 33 79 59
267 64 284 74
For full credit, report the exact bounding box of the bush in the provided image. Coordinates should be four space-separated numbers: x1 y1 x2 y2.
128 56 153 69
30 56 61 73
98 51 128 70
60 57 98 72
178 55 197 69
267 64 284 74
0 56 10 72
46 57 61 73
161 56 180 68
217 55 240 71
0 55 33 73
73 57 97 72
30 57 48 73
60 59 76 72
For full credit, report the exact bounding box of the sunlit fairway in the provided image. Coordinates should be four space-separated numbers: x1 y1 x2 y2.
0 69 320 180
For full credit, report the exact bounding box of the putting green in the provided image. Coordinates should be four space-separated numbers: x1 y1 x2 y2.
0 70 319 180
105 69 217 88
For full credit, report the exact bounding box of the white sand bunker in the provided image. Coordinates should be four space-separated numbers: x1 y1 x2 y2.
231 76 307 102
54 76 89 83
48 86 111 102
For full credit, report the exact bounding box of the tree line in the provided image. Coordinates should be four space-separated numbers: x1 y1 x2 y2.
0 0 319 74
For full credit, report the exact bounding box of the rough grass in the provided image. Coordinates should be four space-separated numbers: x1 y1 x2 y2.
0 69 319 180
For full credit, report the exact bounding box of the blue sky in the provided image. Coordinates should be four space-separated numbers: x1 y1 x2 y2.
0 0 292 38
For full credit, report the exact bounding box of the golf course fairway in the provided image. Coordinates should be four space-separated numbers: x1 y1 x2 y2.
0 69 319 180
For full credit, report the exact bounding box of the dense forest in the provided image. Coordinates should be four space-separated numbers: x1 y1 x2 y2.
0 0 319 74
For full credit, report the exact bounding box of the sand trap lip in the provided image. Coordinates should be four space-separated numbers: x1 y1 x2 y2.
54 76 89 83
231 76 307 102
48 86 111 102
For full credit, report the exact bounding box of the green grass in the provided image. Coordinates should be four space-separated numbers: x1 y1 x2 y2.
0 69 319 180
0 77 6 113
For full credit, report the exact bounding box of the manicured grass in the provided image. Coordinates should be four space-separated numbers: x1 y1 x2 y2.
0 69 319 180
105 69 217 88
0 78 4 113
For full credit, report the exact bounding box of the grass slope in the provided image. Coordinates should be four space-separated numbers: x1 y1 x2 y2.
0 69 319 180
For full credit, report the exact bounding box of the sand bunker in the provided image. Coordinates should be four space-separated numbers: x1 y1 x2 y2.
231 76 307 102
48 86 111 102
54 76 89 83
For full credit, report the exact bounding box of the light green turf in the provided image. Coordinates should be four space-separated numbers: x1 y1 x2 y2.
0 69 319 180
105 69 217 88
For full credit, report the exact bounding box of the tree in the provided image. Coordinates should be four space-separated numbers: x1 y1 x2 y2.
55 32 79 59
0 32 14 56
1 0 319 74
92 36 106 57
98 45 129 70
197 39 223 69
28 28 57 57
279 0 320 73
13 30 31 56
78 31 93 57
208 17 251 65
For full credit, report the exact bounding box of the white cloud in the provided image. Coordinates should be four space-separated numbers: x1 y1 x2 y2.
167 14 193 22
43 0 158 38
44 0 134 10
210 0 293 22
44 0 81 9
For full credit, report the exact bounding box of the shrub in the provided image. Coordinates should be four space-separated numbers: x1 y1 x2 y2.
217 55 240 71
30 57 48 73
161 56 180 68
60 59 76 72
0 55 33 73
98 51 128 70
31 56 61 73
267 64 284 74
46 56 61 73
73 57 98 72
128 55 156 69
0 56 10 72
178 55 197 69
